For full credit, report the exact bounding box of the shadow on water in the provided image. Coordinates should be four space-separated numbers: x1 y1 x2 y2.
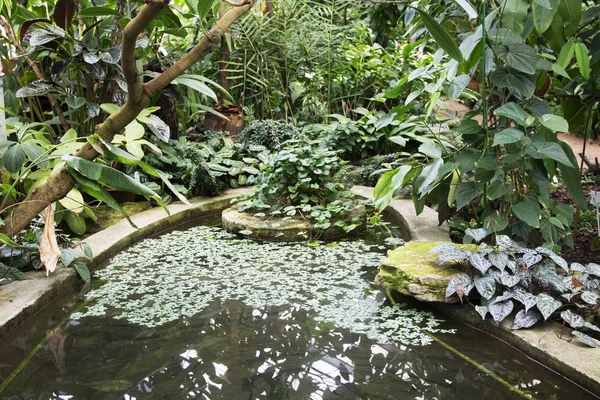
0 217 597 400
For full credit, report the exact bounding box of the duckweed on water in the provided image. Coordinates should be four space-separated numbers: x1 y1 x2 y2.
72 226 454 345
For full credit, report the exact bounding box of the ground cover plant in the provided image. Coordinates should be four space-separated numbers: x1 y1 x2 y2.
431 228 600 347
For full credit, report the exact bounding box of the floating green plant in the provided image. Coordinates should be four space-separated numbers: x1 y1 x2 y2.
72 226 453 345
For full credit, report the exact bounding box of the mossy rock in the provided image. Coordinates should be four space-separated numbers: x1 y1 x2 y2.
87 202 152 233
222 204 366 242
376 241 478 303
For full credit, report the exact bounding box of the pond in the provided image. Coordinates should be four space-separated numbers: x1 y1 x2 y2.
0 216 596 399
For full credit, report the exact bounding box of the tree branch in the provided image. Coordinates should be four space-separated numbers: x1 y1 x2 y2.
0 0 255 237
144 0 255 97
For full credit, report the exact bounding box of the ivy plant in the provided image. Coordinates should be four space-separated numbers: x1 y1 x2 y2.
430 228 600 347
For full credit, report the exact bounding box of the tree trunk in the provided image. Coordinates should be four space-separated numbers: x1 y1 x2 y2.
219 2 231 100
0 0 256 237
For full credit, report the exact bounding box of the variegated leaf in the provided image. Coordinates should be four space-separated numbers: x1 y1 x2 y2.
570 262 586 272
428 244 457 254
550 254 568 272
475 305 488 320
500 272 521 288
522 252 542 268
560 310 584 329
475 275 496 299
470 253 492 274
446 274 473 298
496 235 518 250
505 260 518 274
465 228 488 243
536 293 561 320
512 288 537 312
581 291 599 305
587 263 600 277
512 309 541 330
584 322 600 333
438 249 470 266
572 331 600 348
488 251 509 271
489 299 514 323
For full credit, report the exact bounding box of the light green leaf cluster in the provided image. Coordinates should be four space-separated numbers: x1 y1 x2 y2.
71 226 453 345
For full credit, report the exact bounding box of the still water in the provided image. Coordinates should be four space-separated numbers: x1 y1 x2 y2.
0 219 596 399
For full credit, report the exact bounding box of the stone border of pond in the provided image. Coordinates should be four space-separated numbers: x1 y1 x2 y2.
0 185 598 396
0 188 251 340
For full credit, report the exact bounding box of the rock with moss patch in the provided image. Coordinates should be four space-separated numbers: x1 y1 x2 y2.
376 242 477 303
222 204 366 242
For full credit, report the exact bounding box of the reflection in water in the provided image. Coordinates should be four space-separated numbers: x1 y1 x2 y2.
1 299 591 399
0 224 595 399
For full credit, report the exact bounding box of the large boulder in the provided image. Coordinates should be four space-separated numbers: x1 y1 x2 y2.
376 242 477 303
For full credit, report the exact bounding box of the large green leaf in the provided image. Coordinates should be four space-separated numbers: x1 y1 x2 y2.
454 0 478 19
68 169 137 228
494 102 532 126
533 142 574 167
574 42 590 80
532 0 560 34
556 40 575 69
78 6 121 17
538 114 569 133
499 0 528 35
558 141 586 209
374 165 414 210
456 181 483 209
491 68 536 98
175 77 218 103
416 9 463 62
2 144 26 173
62 156 166 210
495 43 538 74
558 0 582 37
513 196 541 227
493 128 524 146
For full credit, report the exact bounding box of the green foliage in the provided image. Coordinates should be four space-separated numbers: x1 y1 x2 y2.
236 120 305 151
145 136 268 198
0 224 93 284
374 0 591 250
236 143 364 231
431 231 600 347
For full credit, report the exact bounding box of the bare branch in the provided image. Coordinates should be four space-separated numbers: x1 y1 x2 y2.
144 0 255 97
221 0 253 6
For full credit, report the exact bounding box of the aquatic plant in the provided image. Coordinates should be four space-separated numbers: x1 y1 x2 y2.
72 226 453 345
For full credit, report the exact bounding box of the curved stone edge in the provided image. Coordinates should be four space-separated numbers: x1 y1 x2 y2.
222 203 366 242
0 188 252 340
351 186 450 242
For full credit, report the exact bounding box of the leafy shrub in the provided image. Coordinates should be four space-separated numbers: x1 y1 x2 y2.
431 229 600 347
236 143 362 231
145 137 268 198
236 120 305 151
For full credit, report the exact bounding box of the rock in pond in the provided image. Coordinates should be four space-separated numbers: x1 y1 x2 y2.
376 242 477 303
222 204 365 242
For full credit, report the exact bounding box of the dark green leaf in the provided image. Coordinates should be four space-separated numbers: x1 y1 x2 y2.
73 261 90 281
2 144 26 173
456 181 483 209
416 9 463 62
493 128 524 146
513 196 541 227
491 68 536 98
495 43 538 74
78 6 122 17
494 102 531 126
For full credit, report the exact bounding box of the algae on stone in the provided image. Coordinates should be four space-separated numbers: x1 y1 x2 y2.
376 241 477 303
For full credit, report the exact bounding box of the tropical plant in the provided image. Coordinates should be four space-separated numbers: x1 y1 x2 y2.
430 228 600 347
235 119 305 151
375 0 588 252
0 0 256 242
235 142 363 231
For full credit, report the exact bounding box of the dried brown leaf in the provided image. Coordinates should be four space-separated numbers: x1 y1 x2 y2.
40 205 61 276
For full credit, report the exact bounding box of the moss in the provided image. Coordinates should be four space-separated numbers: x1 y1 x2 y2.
377 241 477 302
88 202 152 233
